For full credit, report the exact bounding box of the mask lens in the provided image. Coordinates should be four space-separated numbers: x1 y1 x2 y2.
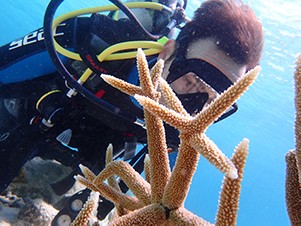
170 72 218 114
176 92 209 115
168 59 233 93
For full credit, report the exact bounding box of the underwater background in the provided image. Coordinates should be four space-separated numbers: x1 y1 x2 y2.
0 0 300 225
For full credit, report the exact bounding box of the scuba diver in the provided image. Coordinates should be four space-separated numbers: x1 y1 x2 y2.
0 0 264 223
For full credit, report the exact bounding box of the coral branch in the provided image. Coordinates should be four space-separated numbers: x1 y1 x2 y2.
101 74 143 96
76 174 142 211
71 191 99 226
105 144 120 192
75 175 99 192
137 48 156 99
144 110 171 203
189 134 238 179
215 138 249 226
150 59 164 90
105 144 128 216
294 54 301 187
163 142 200 209
108 204 166 226
144 154 151 183
159 77 188 116
79 164 96 182
134 94 192 131
189 66 261 134
285 150 301 225
93 161 151 205
135 52 171 203
169 207 214 226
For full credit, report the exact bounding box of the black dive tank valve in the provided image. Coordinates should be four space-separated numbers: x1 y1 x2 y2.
36 90 67 131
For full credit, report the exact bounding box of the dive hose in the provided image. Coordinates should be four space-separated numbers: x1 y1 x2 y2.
43 0 145 128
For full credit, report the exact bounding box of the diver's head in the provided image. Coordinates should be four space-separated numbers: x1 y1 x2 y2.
159 38 242 116
158 0 264 116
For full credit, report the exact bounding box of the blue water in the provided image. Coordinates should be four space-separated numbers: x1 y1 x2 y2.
1 0 300 225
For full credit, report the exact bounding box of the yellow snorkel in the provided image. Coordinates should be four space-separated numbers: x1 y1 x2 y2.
52 2 171 61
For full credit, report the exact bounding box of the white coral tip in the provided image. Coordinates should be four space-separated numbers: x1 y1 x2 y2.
79 164 89 173
134 94 144 103
107 143 113 152
137 47 144 55
227 168 238 179
100 74 111 81
144 154 150 163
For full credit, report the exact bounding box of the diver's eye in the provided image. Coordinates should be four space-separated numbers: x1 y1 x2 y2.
183 74 196 92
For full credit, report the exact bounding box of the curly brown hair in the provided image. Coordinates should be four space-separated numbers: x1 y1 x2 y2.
177 0 264 70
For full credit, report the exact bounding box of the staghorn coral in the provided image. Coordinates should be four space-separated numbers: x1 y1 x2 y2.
285 54 301 226
105 144 130 216
215 139 249 225
71 191 99 226
285 150 301 226
294 54 301 186
74 48 260 225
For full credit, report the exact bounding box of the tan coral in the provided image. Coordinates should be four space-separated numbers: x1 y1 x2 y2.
105 144 120 192
144 154 151 183
71 191 99 226
134 66 260 180
285 150 301 225
105 144 130 216
75 172 143 211
109 204 167 226
75 48 259 225
285 54 301 226
103 49 170 203
215 138 249 226
134 66 259 212
294 54 301 186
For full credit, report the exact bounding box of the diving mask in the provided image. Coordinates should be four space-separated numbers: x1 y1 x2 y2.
166 57 237 120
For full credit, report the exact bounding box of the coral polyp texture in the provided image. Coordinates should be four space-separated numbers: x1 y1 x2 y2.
74 48 261 225
285 54 301 226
